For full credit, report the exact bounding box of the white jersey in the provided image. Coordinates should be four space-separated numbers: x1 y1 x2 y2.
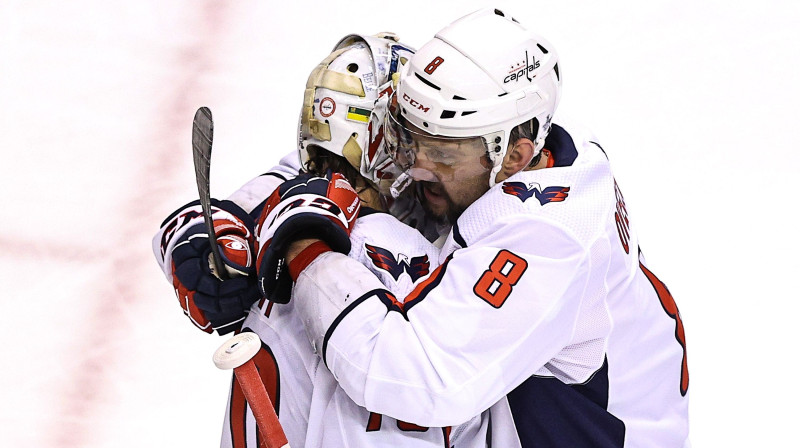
222 211 489 447
153 151 486 446
292 119 691 447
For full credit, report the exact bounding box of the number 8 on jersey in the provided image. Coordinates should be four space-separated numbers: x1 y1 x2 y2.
473 250 528 308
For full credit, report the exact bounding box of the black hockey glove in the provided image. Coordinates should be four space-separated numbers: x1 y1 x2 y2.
255 172 360 303
170 200 259 335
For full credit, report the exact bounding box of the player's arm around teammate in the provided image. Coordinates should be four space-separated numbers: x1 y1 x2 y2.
263 8 690 447
218 35 493 448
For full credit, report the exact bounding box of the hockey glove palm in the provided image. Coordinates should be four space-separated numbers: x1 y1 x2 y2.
256 172 360 303
170 201 259 334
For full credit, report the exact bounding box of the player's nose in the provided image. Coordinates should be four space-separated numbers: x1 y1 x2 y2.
407 167 439 182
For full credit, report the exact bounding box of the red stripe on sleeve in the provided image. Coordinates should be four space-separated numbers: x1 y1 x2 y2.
288 241 332 281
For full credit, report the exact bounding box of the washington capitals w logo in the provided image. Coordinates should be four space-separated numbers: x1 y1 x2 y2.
365 243 430 282
502 181 570 205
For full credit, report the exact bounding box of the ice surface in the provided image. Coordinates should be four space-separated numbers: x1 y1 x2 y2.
1 0 798 446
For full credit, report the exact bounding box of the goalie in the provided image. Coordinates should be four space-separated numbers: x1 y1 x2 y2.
152 33 501 447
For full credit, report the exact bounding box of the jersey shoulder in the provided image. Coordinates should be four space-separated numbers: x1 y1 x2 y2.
226 150 301 213
349 212 440 297
453 121 617 250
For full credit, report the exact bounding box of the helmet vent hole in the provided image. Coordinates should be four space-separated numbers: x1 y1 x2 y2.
462 111 477 116
414 72 441 90
423 122 429 128
554 63 560 81
494 9 504 17
537 44 549 54
440 110 456 119
453 95 466 100
347 63 359 73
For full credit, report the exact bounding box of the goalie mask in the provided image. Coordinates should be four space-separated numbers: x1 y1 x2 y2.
299 33 415 195
387 8 562 190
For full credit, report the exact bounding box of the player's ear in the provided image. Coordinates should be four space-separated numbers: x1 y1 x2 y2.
496 137 535 181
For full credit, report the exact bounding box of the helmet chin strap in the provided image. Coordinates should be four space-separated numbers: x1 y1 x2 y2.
488 162 503 188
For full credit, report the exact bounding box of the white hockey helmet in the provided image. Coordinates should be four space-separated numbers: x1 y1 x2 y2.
387 8 562 187
299 33 415 193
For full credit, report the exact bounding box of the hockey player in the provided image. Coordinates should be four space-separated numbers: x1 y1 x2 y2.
230 33 489 448
154 34 491 447
262 8 691 447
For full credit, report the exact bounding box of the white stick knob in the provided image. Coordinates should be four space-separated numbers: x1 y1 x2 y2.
213 332 261 370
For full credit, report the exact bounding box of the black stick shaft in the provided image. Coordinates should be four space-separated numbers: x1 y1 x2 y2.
192 107 227 279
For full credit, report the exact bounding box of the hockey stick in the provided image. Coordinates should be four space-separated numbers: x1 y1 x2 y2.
214 333 291 448
192 106 228 280
196 111 287 446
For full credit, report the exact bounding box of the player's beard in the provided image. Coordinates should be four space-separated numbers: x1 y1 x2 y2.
418 181 468 224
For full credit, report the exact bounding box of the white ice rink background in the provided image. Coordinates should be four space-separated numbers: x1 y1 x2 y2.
1 0 798 446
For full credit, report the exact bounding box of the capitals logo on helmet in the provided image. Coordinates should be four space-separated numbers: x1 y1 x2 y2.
392 8 562 188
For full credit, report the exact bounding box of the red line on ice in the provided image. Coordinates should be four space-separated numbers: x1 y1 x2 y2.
48 3 232 446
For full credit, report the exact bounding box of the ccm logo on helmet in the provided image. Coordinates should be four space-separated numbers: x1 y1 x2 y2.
401 93 430 113
504 51 540 84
